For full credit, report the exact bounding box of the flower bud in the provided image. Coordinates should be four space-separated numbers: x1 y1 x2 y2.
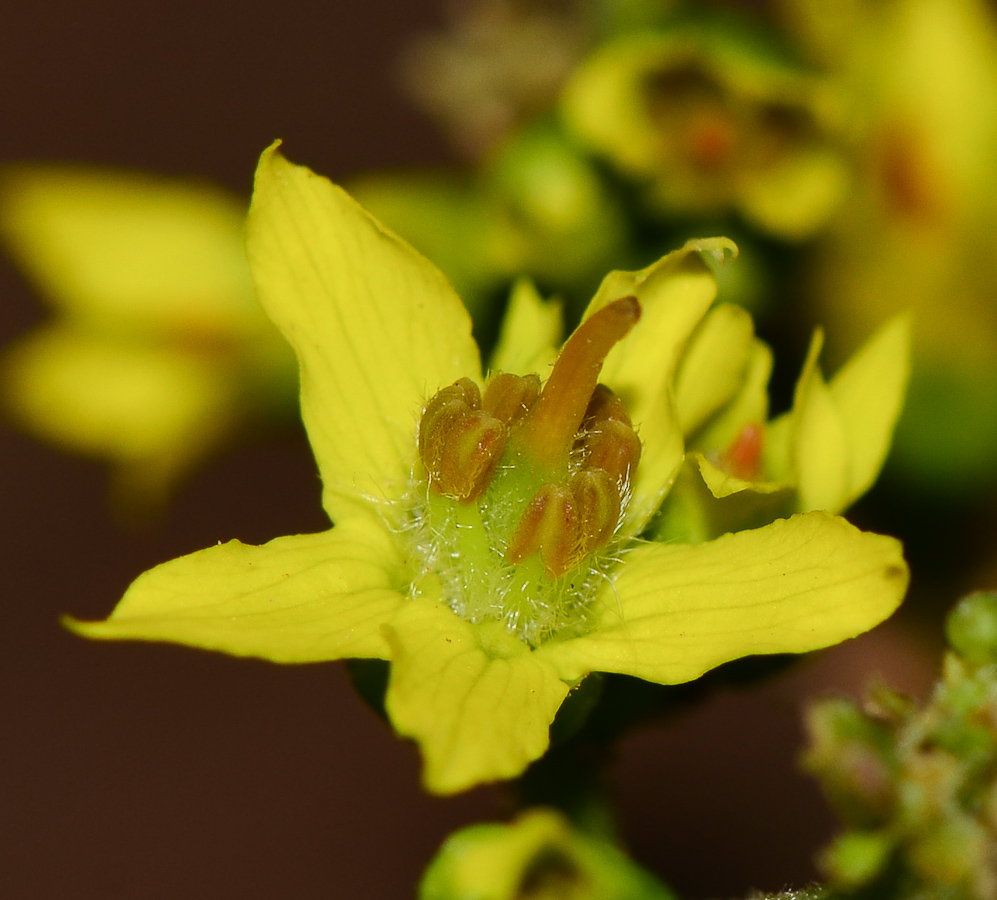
946 591 997 666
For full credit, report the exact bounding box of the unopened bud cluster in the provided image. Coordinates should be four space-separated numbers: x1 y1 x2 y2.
803 591 997 900
411 297 642 645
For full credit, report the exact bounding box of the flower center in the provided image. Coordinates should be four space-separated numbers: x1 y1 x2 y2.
410 297 642 647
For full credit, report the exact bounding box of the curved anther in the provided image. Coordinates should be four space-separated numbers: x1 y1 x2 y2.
483 372 541 426
437 411 509 502
582 419 642 489
569 468 621 557
505 483 578 578
419 377 482 472
420 377 509 502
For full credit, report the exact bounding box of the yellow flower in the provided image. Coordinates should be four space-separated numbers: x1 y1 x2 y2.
807 0 997 488
561 25 851 240
0 166 297 507
656 300 910 543
70 145 908 794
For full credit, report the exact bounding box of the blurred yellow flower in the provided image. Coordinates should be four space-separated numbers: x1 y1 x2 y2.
807 0 997 488
562 25 851 239
0 166 297 507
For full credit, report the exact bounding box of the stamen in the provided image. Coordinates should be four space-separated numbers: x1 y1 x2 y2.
482 372 541 426
580 418 642 489
515 296 641 474
569 468 621 557
437 411 509 503
505 483 578 578
418 377 481 476
583 383 633 427
419 377 509 502
412 300 646 644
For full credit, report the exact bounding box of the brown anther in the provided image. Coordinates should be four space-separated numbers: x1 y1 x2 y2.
505 483 578 578
436 410 510 503
583 383 632 428
422 377 481 423
569 468 621 557
516 296 641 474
721 422 764 482
482 372 541 427
419 377 509 502
581 419 642 488
418 377 482 471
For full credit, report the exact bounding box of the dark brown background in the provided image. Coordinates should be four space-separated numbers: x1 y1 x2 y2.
0 2 937 897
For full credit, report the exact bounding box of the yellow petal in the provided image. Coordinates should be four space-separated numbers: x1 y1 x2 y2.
540 511 908 685
739 146 851 241
3 325 234 498
694 338 773 453
68 515 406 662
829 316 911 508
384 602 569 794
696 453 789 499
583 238 737 529
673 303 755 437
246 144 481 523
791 330 851 512
0 165 260 338
489 278 562 376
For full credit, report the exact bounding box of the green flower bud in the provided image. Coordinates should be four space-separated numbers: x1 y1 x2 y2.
419 808 675 900
946 592 997 666
819 830 894 888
